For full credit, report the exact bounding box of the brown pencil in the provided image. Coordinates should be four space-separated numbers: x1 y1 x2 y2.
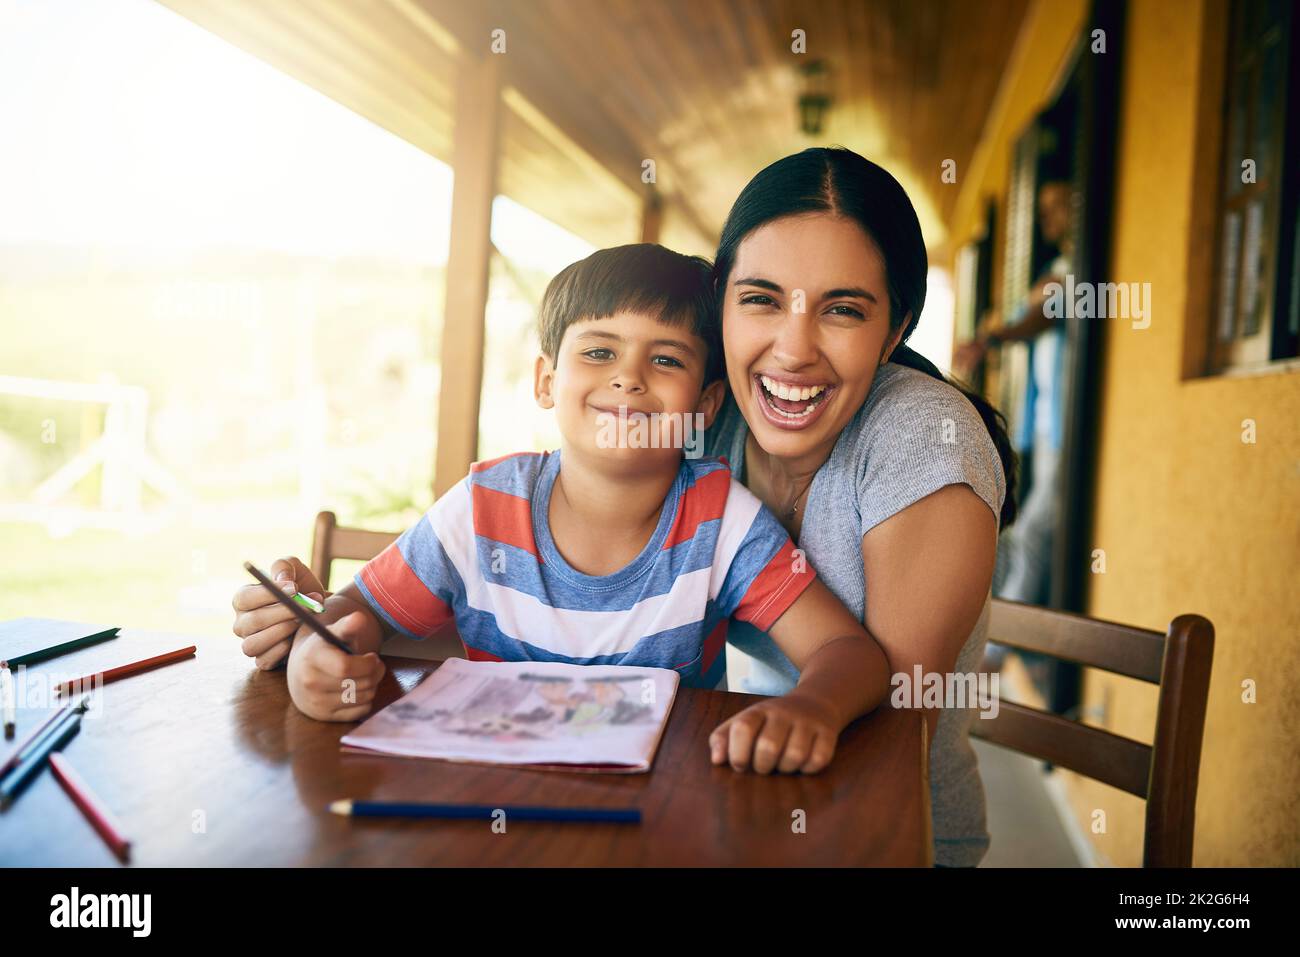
55 646 196 696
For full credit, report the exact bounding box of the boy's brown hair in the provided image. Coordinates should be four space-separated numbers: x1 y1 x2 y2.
537 243 723 383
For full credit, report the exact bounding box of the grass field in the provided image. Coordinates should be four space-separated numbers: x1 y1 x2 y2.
0 509 376 641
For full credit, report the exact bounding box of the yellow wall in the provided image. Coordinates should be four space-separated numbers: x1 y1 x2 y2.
951 0 1300 866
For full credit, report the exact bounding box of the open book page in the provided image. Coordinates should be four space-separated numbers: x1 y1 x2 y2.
340 658 680 773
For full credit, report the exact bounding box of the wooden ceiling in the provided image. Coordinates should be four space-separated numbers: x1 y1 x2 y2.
157 0 1030 256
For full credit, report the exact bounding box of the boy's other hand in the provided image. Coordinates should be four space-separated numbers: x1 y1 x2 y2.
709 692 842 775
286 602 386 722
231 556 327 670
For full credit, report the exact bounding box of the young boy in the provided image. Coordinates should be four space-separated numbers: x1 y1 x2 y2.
240 244 890 774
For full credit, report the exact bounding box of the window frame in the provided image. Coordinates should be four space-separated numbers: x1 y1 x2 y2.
1198 0 1299 377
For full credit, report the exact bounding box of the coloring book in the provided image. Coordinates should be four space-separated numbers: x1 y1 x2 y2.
340 658 680 773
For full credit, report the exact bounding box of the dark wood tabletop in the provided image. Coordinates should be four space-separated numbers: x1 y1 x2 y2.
0 624 931 866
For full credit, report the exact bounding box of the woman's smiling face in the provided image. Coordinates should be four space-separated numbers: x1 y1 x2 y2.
722 213 905 463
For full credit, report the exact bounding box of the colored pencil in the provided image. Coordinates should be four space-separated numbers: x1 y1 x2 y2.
55 646 196 696
292 592 325 614
0 664 13 738
5 627 119 668
0 702 86 809
243 561 355 655
328 799 642 824
48 752 131 862
0 697 79 777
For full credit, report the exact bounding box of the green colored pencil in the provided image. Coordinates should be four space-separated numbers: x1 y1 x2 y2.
5 627 120 668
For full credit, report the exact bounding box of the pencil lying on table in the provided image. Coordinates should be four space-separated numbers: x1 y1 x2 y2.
0 697 78 777
1 663 13 739
329 799 641 824
55 646 196 696
6 627 119 668
0 698 89 810
48 752 131 862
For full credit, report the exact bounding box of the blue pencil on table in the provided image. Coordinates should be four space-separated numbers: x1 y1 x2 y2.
0 697 80 778
0 698 89 810
329 799 641 824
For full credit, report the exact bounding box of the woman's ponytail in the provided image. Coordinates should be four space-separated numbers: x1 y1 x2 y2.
889 345 1019 528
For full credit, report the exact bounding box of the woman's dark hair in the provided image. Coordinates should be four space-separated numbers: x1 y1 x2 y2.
712 147 1018 527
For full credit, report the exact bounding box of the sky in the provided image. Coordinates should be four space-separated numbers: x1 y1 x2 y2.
0 0 592 270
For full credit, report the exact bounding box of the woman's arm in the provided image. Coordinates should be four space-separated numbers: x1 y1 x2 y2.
860 483 998 743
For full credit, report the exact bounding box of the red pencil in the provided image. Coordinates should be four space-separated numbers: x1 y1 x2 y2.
48 752 131 863
55 646 196 696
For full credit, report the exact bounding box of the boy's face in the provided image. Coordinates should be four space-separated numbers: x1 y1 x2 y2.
535 310 725 472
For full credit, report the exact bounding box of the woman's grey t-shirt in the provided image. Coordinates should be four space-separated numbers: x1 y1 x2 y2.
704 362 1006 867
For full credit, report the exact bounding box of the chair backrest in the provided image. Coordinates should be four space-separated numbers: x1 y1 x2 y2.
309 510 399 591
970 598 1214 866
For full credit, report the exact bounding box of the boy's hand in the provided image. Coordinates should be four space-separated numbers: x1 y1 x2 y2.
709 692 842 774
286 599 386 722
231 557 328 670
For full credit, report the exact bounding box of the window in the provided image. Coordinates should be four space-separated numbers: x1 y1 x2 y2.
1208 0 1299 372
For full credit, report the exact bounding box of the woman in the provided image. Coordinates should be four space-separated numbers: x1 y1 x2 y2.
706 147 1017 867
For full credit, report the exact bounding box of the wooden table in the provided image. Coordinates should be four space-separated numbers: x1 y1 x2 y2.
0 625 931 866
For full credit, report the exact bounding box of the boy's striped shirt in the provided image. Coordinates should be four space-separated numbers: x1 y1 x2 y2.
354 451 814 688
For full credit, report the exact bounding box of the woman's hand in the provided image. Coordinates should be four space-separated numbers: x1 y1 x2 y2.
231 556 328 670
709 692 842 774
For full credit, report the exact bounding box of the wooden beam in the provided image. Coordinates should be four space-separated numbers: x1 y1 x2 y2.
639 190 663 245
386 0 462 58
433 53 502 499
501 85 638 209
419 0 721 241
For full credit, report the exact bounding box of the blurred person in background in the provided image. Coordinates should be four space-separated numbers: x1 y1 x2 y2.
955 179 1073 613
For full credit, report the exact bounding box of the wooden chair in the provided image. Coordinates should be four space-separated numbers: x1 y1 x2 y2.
309 510 399 591
971 598 1214 866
